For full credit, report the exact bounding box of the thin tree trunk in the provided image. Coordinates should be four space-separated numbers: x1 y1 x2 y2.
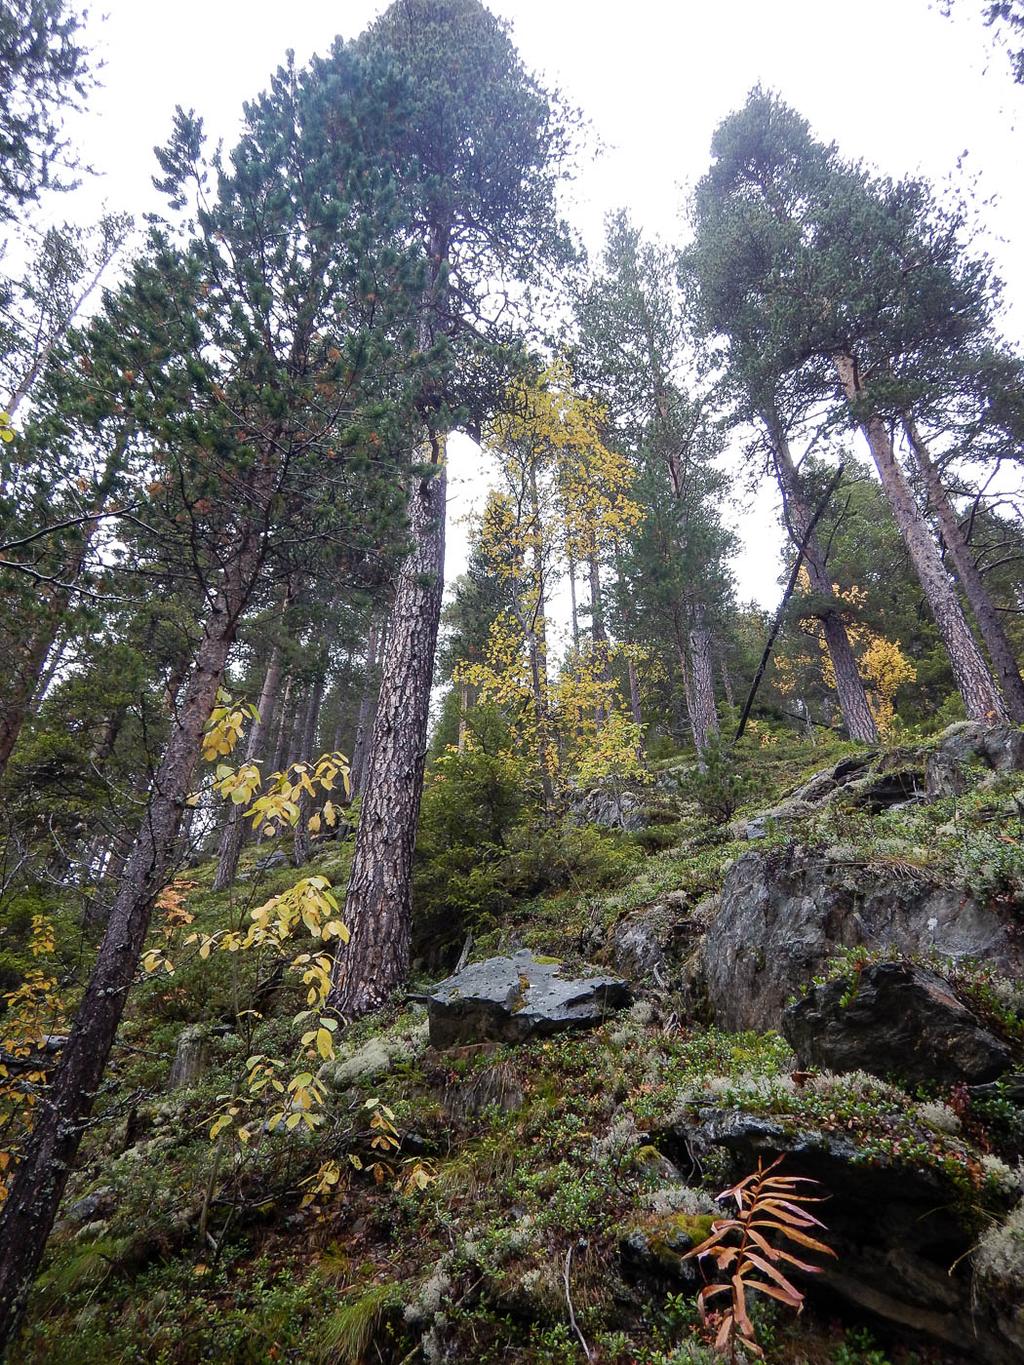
688 603 719 755
903 419 1024 722
349 617 380 800
672 612 698 748
735 465 847 742
834 355 1007 722
766 412 879 743
719 655 734 709
0 535 261 1345
329 446 447 1019
213 636 286 891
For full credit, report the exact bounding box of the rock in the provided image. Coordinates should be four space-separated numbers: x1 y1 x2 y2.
837 767 924 812
167 1023 211 1091
64 1186 116 1225
607 903 698 983
926 721 1024 798
782 961 1013 1087
568 784 646 831
239 849 290 879
424 949 630 1048
665 1106 1020 1363
790 752 877 805
618 1213 707 1291
703 846 1024 1032
970 1073 1024 1106
974 1199 1024 1357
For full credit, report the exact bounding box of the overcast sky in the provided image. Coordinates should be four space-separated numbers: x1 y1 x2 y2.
59 0 1024 621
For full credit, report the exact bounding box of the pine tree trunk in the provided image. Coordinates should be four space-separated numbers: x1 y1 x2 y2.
0 538 260 1347
903 419 1024 722
329 451 447 1019
834 354 1008 722
213 637 285 891
688 604 719 755
349 617 380 800
767 414 879 743
672 612 699 747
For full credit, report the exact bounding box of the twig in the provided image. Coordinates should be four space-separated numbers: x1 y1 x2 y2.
563 1245 592 1362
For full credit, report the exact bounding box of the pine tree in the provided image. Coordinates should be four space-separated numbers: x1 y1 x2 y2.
329 0 575 1019
689 90 1011 724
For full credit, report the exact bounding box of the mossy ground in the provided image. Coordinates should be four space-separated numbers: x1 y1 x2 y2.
8 730 1024 1364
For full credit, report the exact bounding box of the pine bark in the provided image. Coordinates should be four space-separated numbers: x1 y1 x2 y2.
765 415 879 744
903 419 1024 723
213 636 286 891
688 603 720 755
834 354 1007 722
329 450 447 1018
0 537 260 1346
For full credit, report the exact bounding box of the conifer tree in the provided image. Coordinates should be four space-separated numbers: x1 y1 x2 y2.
689 90 1012 723
329 0 574 1019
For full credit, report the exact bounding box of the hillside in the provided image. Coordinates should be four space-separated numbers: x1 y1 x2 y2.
7 722 1024 1365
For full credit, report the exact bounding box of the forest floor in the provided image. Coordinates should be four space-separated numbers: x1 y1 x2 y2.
8 728 1024 1365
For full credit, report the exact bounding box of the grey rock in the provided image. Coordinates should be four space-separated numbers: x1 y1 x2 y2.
970 1073 1024 1106
618 1223 702 1291
926 721 1024 798
836 767 924 812
425 950 630 1048
782 961 1013 1087
791 752 877 805
321 1020 428 1088
703 846 1024 1032
568 784 646 831
65 1186 116 1225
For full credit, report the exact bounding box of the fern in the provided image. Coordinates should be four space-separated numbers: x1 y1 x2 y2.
684 1155 835 1361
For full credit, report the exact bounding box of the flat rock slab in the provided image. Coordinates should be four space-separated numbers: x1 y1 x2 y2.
426 950 631 1048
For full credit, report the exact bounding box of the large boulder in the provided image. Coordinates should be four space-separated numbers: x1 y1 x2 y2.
703 846 1024 1032
425 950 630 1048
663 1106 1020 1363
782 961 1013 1087
926 721 1024 798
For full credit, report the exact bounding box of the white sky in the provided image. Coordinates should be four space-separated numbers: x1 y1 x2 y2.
52 0 1024 623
